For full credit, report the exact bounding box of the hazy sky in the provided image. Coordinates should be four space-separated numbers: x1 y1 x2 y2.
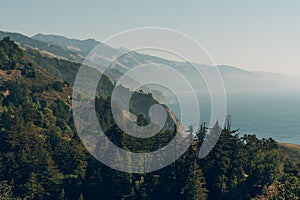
1 0 299 75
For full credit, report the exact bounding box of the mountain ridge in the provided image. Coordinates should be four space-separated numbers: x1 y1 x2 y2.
0 30 294 92
0 36 299 200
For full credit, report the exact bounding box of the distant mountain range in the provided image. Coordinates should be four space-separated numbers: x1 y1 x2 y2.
1 35 299 200
0 30 294 92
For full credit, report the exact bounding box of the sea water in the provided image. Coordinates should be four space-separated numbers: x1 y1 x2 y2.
167 90 300 144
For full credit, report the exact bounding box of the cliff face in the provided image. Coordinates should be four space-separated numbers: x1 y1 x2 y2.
128 90 185 135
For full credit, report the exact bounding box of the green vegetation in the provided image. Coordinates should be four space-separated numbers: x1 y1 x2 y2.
279 143 300 164
0 31 82 62
199 129 300 199
24 48 114 98
0 36 24 70
0 38 299 199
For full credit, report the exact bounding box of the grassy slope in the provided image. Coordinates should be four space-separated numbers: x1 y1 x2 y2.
279 143 300 163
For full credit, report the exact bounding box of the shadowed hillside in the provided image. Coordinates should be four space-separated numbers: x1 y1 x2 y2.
0 37 299 200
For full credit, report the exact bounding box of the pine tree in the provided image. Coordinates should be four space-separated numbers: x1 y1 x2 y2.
0 180 15 200
190 161 208 200
58 188 67 200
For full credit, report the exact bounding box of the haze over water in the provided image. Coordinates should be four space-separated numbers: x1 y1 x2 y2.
168 89 300 144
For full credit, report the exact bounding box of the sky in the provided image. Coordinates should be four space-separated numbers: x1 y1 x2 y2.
0 0 299 75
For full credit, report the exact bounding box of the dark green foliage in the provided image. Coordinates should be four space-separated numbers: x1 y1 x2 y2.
52 81 64 92
21 63 37 78
24 49 114 98
0 37 299 200
199 128 300 200
0 36 23 70
0 180 15 199
25 49 81 85
0 31 83 62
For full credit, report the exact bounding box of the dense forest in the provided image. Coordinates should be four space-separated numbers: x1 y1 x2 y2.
0 37 299 199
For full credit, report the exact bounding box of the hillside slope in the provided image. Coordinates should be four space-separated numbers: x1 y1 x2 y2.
0 31 83 62
279 143 300 163
0 37 299 200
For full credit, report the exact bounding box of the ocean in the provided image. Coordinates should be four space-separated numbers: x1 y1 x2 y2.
167 90 300 144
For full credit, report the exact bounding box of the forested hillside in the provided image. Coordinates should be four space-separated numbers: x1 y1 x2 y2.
0 37 299 200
